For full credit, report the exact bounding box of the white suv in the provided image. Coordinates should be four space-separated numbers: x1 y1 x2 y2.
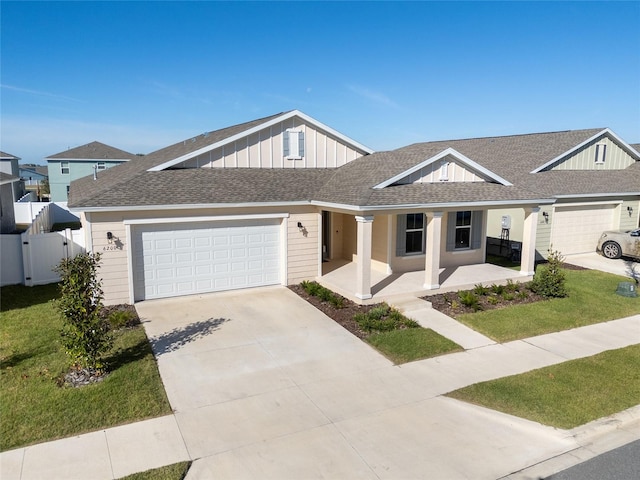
597 228 640 259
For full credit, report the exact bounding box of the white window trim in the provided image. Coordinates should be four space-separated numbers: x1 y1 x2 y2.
454 211 472 250
96 161 107 171
595 143 607 164
60 161 70 175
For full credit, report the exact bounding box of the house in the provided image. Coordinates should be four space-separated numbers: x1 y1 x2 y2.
0 172 22 233
46 142 136 202
68 111 640 306
0 151 21 177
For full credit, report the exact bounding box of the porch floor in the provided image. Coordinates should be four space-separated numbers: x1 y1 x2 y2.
318 260 532 305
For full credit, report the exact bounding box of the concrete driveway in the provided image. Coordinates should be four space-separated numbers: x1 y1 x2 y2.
134 286 587 479
564 252 639 278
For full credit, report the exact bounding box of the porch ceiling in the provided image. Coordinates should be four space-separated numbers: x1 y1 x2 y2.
319 260 531 305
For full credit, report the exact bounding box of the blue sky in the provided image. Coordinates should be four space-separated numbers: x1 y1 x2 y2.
2 1 639 164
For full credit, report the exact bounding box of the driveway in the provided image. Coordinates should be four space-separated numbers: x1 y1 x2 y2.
564 252 639 278
136 286 579 479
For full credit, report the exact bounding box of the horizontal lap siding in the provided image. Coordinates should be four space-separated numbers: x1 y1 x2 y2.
90 221 130 305
287 213 319 284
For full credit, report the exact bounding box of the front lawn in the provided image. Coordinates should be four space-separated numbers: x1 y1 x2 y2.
118 462 191 480
448 344 640 429
455 269 640 342
0 284 172 451
367 328 461 364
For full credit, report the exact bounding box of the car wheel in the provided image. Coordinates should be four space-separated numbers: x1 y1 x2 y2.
602 241 622 259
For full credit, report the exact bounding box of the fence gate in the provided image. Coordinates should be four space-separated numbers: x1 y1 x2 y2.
21 229 82 286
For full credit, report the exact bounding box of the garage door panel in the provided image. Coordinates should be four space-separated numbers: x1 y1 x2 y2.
551 205 615 255
133 219 281 301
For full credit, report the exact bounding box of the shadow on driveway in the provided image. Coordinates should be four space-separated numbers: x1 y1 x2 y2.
150 318 229 356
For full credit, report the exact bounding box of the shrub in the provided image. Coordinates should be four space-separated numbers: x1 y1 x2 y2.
491 284 506 295
530 248 568 298
502 292 515 301
329 295 344 309
355 304 418 333
517 290 529 300
458 291 482 311
300 280 321 296
368 304 390 320
54 253 112 371
487 296 500 305
505 279 520 292
107 310 136 330
473 284 490 296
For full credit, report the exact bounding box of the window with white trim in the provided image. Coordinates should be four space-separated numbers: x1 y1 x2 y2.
60 161 70 175
283 129 304 160
396 213 425 256
439 161 449 181
446 210 483 251
97 161 106 171
595 143 606 164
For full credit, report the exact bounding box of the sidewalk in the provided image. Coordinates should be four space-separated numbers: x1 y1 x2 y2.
2 313 638 480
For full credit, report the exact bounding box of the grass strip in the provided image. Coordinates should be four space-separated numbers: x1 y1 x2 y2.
457 269 640 342
1 284 172 451
118 461 191 480
366 328 462 364
447 344 640 429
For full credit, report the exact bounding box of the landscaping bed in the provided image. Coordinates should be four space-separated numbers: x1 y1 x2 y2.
289 282 461 363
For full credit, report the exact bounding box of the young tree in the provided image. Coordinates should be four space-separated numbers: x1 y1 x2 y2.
530 248 568 298
54 252 112 371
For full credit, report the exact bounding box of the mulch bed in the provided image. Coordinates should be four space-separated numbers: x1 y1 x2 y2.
288 284 375 339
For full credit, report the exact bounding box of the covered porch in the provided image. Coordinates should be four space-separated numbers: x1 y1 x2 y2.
318 259 533 305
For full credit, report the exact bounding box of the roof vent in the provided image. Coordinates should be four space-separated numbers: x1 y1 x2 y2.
203 131 209 137
191 138 196 143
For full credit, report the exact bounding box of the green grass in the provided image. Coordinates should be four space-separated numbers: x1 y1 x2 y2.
457 269 640 342
366 328 462 364
0 284 172 451
448 344 640 429
118 462 191 480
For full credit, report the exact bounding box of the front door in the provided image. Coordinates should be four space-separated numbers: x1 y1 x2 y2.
322 211 331 261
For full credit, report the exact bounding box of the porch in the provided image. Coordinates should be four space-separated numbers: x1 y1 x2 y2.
318 260 533 305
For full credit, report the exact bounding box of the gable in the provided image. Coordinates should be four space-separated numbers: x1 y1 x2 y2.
375 148 512 189
532 129 640 173
175 116 368 170
150 110 373 171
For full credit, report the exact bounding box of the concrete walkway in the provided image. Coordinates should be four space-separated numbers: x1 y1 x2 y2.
1 288 638 480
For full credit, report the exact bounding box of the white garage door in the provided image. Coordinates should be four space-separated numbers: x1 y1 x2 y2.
133 219 281 301
551 204 615 255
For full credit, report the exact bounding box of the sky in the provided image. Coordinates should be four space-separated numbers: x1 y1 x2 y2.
1 1 639 164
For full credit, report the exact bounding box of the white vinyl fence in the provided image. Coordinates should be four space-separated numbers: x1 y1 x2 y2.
1 228 85 287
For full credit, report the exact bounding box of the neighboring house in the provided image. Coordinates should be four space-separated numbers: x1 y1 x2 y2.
0 151 20 177
46 141 135 202
68 110 640 306
0 172 21 233
19 164 48 185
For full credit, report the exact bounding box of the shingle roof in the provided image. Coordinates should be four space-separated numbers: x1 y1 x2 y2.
69 126 640 210
0 151 20 160
0 172 21 184
46 141 135 160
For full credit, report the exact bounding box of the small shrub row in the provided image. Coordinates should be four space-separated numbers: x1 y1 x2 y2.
300 280 345 308
354 303 419 334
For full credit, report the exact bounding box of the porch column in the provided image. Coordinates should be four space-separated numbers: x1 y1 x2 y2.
355 215 374 300
520 207 539 276
424 212 443 289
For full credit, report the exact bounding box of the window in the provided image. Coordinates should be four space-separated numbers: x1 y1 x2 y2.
454 211 472 249
60 161 70 175
396 213 425 256
595 143 606 164
446 211 483 251
439 161 449 181
283 129 304 159
97 161 106 171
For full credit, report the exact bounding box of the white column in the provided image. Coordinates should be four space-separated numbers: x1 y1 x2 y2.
520 207 539 276
424 212 443 289
355 215 374 300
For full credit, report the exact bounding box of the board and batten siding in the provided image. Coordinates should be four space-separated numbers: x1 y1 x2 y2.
550 136 636 171
179 117 365 170
287 212 319 284
395 157 485 184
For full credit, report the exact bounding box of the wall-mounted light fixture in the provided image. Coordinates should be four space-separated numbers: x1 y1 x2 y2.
297 222 303 229
627 206 634 216
107 232 113 243
542 211 549 223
